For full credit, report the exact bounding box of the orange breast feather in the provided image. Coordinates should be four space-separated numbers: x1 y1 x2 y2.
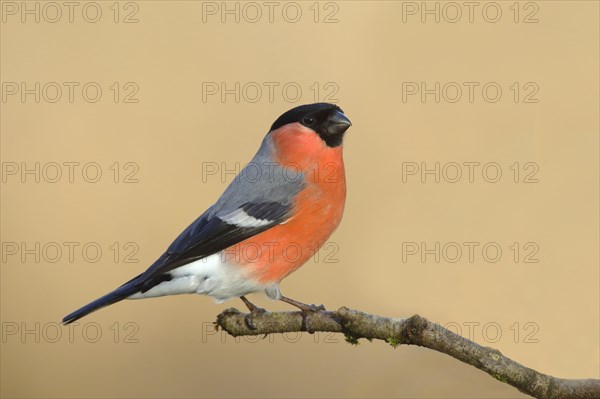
225 123 346 283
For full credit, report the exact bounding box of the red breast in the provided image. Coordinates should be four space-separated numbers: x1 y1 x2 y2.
226 123 346 283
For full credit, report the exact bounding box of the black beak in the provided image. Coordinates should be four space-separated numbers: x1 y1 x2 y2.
324 110 352 136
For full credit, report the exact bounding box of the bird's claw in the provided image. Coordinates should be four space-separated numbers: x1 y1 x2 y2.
244 307 267 330
306 303 326 312
300 304 325 334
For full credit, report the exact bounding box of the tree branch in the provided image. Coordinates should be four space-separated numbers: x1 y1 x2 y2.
215 307 599 399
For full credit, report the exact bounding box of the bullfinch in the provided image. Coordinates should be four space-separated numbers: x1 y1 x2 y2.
63 103 352 324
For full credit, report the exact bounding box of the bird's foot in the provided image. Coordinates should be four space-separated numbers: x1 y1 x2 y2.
301 303 326 313
300 305 326 334
244 307 267 330
240 296 267 330
279 296 326 333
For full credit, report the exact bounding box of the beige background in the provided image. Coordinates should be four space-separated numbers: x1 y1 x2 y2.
1 1 598 398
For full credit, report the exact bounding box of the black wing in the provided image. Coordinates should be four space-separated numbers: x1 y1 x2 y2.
134 201 290 292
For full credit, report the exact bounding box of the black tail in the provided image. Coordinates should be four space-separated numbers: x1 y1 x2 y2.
62 281 139 325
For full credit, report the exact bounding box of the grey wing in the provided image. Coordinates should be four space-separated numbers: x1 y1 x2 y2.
133 154 305 292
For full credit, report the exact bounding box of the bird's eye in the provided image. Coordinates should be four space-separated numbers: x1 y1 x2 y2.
303 116 316 126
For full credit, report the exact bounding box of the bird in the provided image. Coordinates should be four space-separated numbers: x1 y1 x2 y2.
62 102 352 325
